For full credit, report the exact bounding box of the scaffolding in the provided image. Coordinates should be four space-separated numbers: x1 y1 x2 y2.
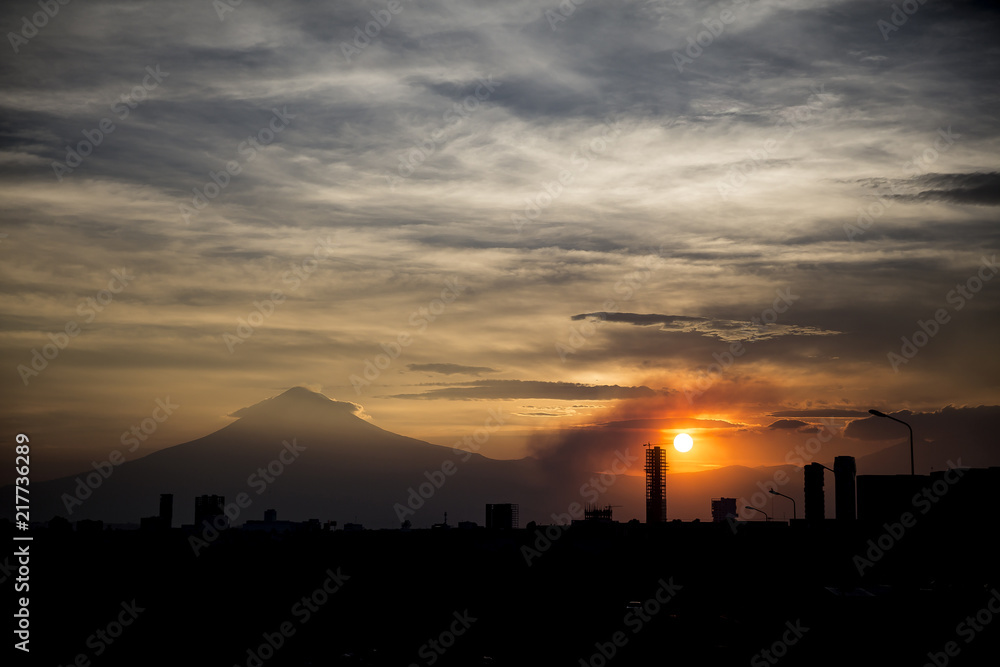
645 445 669 523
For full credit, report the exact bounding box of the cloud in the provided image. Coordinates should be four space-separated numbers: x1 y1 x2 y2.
387 380 658 401
907 172 1000 206
768 419 809 430
406 363 498 376
593 417 742 431
770 409 870 418
870 172 1000 207
843 405 1000 443
570 312 842 342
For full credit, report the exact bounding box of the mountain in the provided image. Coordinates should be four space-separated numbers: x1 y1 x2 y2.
4 387 574 528
15 387 981 528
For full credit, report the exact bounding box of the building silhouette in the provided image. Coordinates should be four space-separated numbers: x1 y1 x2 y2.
195 494 227 529
140 492 173 530
804 463 825 522
645 445 668 524
485 503 519 529
159 493 173 528
857 474 928 524
583 504 614 522
264 508 277 523
834 456 856 521
856 466 998 525
711 497 737 523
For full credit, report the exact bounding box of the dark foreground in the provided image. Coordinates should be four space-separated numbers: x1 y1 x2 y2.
7 516 999 667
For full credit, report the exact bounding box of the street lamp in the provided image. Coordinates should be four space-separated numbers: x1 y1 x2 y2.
768 488 796 520
869 409 914 475
744 505 770 522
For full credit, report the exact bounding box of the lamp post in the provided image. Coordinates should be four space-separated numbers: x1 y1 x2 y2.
744 505 770 522
768 488 796 520
869 409 914 475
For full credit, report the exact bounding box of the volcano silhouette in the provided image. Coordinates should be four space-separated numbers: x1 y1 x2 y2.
7 387 562 528
9 387 939 527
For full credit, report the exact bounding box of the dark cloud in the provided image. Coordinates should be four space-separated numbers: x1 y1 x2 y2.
768 419 809 430
406 363 498 376
908 172 1000 206
770 409 870 418
387 380 658 401
844 406 1000 443
570 312 841 342
571 313 706 325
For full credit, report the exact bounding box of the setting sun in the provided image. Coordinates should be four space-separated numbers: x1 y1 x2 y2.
673 433 694 453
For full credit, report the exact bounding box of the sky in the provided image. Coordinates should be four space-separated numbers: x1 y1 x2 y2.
2 0 999 484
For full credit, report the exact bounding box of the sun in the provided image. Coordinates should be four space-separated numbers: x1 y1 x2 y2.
673 433 694 453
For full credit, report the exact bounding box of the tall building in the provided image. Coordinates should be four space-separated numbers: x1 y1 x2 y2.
645 445 668 524
804 463 825 522
834 456 856 521
159 493 173 528
485 503 519 530
195 494 227 529
857 475 928 524
711 497 738 523
583 504 614 521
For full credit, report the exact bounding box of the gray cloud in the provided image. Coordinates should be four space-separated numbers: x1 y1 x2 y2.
770 409 870 418
571 312 842 342
907 172 1000 206
406 363 498 376
768 419 809 430
387 380 658 401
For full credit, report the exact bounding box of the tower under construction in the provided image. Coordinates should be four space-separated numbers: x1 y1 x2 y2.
645 444 669 524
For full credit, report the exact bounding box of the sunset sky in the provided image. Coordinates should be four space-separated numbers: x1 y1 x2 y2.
2 0 999 484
